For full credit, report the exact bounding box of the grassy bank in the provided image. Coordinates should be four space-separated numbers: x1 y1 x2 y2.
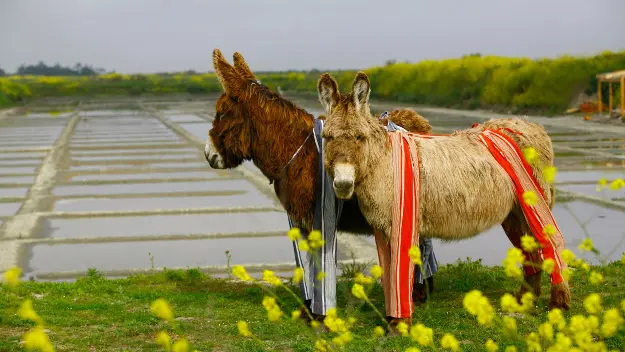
1 50 624 115
1 258 624 352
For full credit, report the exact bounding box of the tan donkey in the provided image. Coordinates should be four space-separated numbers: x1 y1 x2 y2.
317 71 571 328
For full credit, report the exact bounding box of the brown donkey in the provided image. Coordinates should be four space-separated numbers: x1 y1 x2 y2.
318 71 571 327
204 49 436 323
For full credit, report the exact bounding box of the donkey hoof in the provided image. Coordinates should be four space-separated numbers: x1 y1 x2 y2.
386 316 412 335
412 284 428 305
548 282 571 311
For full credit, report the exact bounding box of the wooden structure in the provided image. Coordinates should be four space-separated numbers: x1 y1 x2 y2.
596 69 625 118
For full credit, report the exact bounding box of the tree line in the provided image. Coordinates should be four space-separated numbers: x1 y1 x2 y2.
0 62 108 76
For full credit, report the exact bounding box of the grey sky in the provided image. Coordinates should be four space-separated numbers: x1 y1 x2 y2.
1 0 624 74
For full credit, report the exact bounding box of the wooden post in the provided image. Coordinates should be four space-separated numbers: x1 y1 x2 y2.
609 82 613 117
621 76 624 118
598 79 602 114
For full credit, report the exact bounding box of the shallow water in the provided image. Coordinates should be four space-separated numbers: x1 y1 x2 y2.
53 179 258 196
3 105 625 281
53 192 274 212
42 210 290 239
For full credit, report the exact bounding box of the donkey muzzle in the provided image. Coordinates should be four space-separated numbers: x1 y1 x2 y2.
332 163 355 199
204 137 225 169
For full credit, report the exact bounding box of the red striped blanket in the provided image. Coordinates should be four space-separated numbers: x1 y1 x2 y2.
384 127 566 318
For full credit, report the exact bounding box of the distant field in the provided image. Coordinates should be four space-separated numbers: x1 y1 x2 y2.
1 50 624 115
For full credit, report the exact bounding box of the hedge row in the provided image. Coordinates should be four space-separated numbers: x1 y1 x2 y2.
1 50 624 114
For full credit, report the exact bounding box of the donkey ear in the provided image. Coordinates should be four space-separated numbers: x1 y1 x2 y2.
352 71 371 111
317 73 340 114
213 49 245 95
233 52 258 82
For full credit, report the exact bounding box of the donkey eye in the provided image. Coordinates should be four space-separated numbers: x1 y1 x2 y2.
356 135 365 141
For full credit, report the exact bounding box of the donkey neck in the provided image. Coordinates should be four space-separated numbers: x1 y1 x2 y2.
246 96 316 183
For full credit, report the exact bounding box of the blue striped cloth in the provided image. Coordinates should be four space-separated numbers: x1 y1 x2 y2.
289 117 438 315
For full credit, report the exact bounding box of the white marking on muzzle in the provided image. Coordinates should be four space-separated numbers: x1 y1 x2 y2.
204 137 225 169
333 163 355 199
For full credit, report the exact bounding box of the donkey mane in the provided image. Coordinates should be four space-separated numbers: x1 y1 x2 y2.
244 82 315 129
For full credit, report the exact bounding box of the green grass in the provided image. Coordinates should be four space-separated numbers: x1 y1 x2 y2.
1 259 624 351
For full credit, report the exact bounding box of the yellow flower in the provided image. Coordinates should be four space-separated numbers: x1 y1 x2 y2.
520 235 539 252
462 290 494 326
262 296 276 309
18 299 43 325
323 310 348 333
22 326 54 352
560 249 576 265
578 238 593 252
502 316 516 335
408 245 422 266
287 228 301 241
351 283 367 300
523 147 538 164
373 326 385 338
589 271 604 285
370 265 383 279
292 267 304 284
267 306 283 322
262 270 282 286
548 308 566 330
522 190 537 206
155 331 171 350
405 348 421 352
316 272 326 281
332 331 352 346
609 178 625 190
440 333 460 351
308 230 325 249
542 258 556 274
561 267 573 282
500 293 521 313
543 166 557 184
525 332 541 352
311 320 321 329
315 338 331 351
597 178 608 191
354 272 374 285
172 338 190 352
504 347 517 352
519 292 536 313
298 239 310 252
410 323 434 346
583 294 602 315
621 251 625 264
291 310 301 320
3 267 22 288
538 322 554 341
602 308 624 338
396 322 410 337
150 298 174 322
231 265 253 281
502 247 524 278
542 224 556 238
485 339 499 352
553 332 572 350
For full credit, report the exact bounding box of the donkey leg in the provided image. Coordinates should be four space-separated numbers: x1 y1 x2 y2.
501 210 543 304
413 237 437 304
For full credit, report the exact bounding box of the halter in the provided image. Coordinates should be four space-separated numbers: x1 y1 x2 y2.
269 129 314 185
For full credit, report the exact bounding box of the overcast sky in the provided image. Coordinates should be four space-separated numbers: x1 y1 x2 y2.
1 0 625 74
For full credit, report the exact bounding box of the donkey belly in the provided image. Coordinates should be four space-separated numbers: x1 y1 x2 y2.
417 141 518 241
